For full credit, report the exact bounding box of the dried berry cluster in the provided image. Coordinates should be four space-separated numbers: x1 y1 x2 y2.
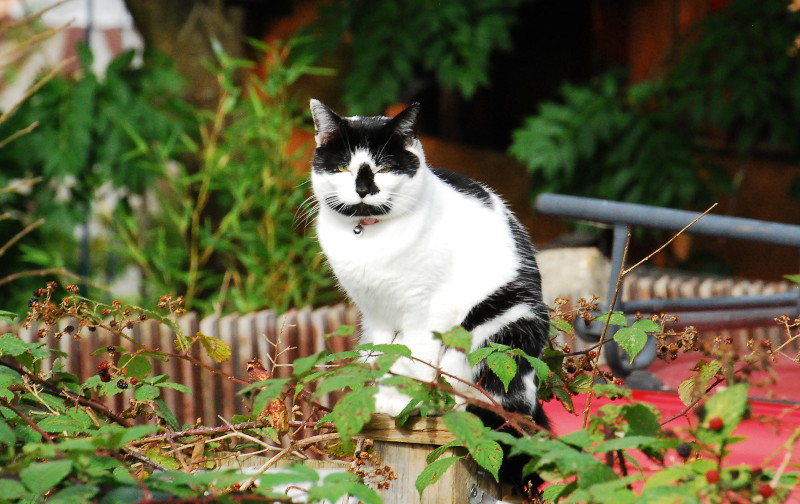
351 440 398 491
655 324 700 361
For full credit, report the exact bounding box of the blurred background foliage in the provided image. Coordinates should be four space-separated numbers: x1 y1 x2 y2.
2 0 800 314
510 0 800 207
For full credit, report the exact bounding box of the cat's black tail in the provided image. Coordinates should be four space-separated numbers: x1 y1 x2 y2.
466 402 549 498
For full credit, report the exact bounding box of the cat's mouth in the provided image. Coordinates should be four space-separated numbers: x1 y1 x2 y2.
331 201 391 217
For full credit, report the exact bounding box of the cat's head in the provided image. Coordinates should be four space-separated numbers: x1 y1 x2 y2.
309 100 427 220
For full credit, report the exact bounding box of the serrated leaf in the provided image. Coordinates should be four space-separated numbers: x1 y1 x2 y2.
328 386 376 444
354 343 412 358
249 379 291 415
589 435 660 454
38 415 83 435
134 384 160 401
622 403 663 437
487 351 517 392
523 355 552 382
613 327 648 363
467 346 495 367
292 353 324 376
0 334 34 357
702 383 749 438
551 317 575 334
48 484 99 504
0 478 27 500
595 311 627 326
307 471 381 504
567 373 592 394
437 326 472 352
327 325 355 338
472 438 503 481
20 459 73 494
632 318 662 333
415 456 463 497
118 354 152 380
197 331 231 362
677 360 721 406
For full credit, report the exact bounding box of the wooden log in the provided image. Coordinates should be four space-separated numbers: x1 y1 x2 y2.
357 414 510 504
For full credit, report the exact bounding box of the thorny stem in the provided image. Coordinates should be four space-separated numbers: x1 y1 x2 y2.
582 231 630 429
1 400 54 443
237 432 342 492
0 359 131 426
581 203 719 429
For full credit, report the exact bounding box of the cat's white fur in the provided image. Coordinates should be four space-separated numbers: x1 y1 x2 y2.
310 100 536 415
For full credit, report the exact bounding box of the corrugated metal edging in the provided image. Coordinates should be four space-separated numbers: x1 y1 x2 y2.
2 304 360 426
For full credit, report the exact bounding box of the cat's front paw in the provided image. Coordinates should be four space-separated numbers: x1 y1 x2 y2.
372 385 414 417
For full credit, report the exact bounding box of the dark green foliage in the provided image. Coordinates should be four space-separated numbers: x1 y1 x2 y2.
301 0 531 114
511 0 800 209
0 41 336 314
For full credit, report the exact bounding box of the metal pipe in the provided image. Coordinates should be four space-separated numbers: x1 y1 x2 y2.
622 291 800 313
536 193 800 247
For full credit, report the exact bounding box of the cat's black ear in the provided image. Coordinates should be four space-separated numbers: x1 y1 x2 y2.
389 102 421 140
310 99 342 147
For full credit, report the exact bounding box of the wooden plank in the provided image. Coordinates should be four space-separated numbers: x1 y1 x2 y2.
360 414 455 445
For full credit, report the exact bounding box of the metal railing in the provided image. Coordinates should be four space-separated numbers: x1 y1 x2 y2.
535 193 800 376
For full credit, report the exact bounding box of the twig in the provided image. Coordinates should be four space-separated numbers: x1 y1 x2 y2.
1 400 54 443
622 203 718 276
582 231 631 429
0 360 131 426
0 218 44 258
237 432 342 491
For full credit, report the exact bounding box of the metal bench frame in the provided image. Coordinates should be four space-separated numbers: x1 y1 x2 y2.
535 193 800 376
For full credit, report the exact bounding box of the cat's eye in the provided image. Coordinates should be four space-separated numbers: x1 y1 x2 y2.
377 167 391 174
337 165 349 172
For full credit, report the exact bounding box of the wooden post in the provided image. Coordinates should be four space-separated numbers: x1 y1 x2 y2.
358 414 509 504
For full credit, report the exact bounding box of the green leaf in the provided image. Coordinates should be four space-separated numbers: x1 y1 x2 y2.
590 435 660 454
551 318 575 334
415 456 463 497
436 326 472 352
0 334 36 357
595 311 627 326
292 353 324 376
152 398 180 431
522 355 551 383
622 403 663 437
0 478 27 500
307 471 382 504
197 331 232 362
487 351 517 392
632 318 662 333
20 459 73 494
38 415 84 435
119 354 152 380
784 274 800 285
249 379 291 415
48 484 99 504
677 359 721 406
0 418 16 447
702 383 749 439
327 325 356 338
326 386 376 444
134 383 160 401
613 327 648 363
472 438 504 481
467 346 495 367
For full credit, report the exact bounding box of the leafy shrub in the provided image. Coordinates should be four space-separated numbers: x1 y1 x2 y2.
0 41 336 314
511 0 800 209
301 0 531 114
0 280 797 503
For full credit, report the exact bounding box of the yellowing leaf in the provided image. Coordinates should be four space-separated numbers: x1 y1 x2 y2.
197 331 231 362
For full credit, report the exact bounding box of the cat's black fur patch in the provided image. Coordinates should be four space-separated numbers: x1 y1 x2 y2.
430 167 492 206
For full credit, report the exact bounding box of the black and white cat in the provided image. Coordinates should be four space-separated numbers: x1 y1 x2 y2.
309 99 549 439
